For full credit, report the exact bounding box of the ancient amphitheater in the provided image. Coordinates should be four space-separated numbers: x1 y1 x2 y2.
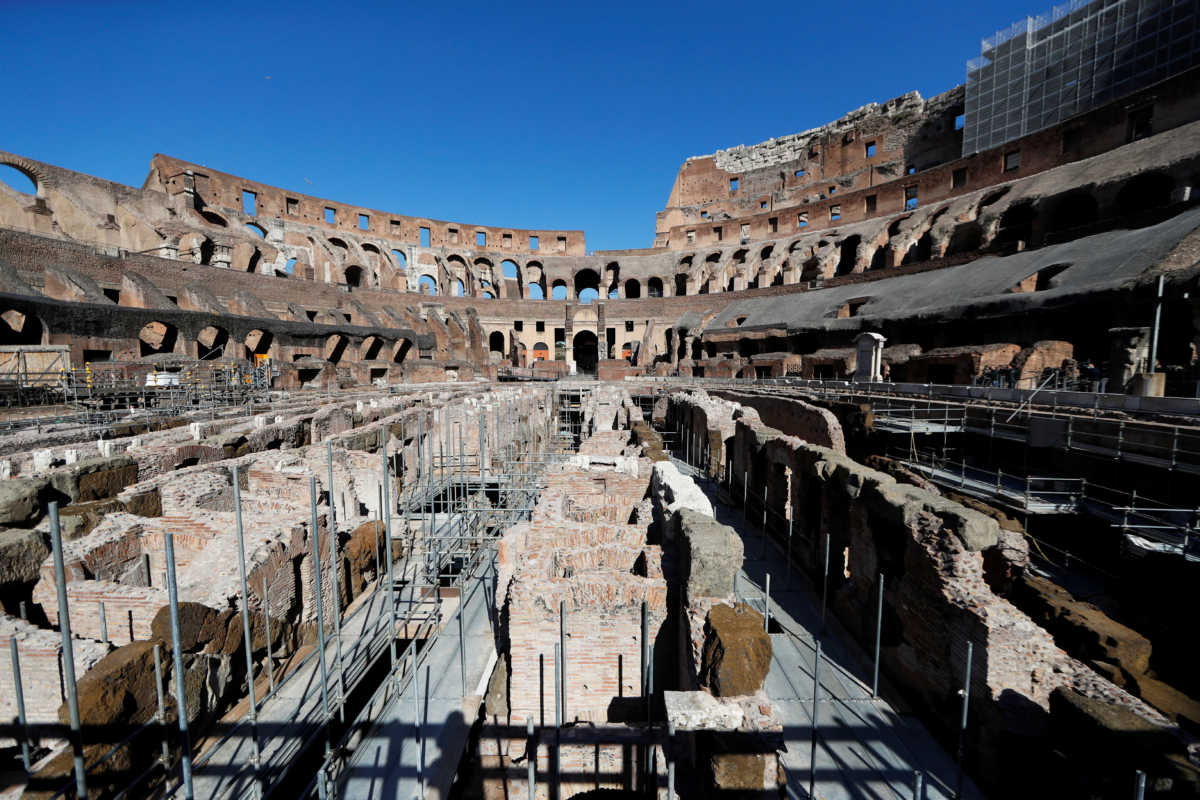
2 1 1200 798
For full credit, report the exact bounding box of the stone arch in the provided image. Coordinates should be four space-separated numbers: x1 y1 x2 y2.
532 341 549 361
0 308 44 345
418 275 438 295
575 269 600 303
489 331 505 354
360 335 385 360
196 325 229 359
525 261 546 299
551 279 568 300
391 249 408 270
138 321 177 357
624 279 641 299
1042 189 1099 239
393 339 413 363
344 265 365 288
0 161 40 196
1116 171 1174 218
244 329 273 359
647 277 664 297
572 329 598 374
245 222 267 239
674 274 688 296
836 236 862 276
324 334 349 364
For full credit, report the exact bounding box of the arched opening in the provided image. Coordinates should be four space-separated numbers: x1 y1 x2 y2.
324 334 348 364
532 341 550 361
551 280 568 300
244 329 273 359
281 257 297 277
945 221 983 255
453 279 465 296
1116 172 1175 219
902 231 934 265
393 339 413 363
624 279 641 299
836 236 861 276
996 202 1037 250
391 249 408 270
489 331 506 354
575 269 600 304
674 274 688 296
360 335 385 361
572 330 598 374
200 209 227 227
482 291 495 299
245 223 266 239
329 237 349 251
1 309 44 345
418 275 438 295
501 260 519 279
196 325 229 360
246 249 262 273
647 277 663 297
528 283 545 299
199 240 214 265
0 163 37 196
869 247 889 271
344 265 364 288
138 321 177 357
1043 190 1099 239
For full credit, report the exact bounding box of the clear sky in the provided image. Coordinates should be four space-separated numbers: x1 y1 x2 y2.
1 0 1046 251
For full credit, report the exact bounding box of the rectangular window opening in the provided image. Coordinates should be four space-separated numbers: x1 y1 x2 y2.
729 177 739 192
502 233 512 247
514 320 523 331
476 231 487 247
797 212 808 228
830 205 841 221
794 169 806 178
904 186 919 211
286 197 298 215
448 227 459 244
625 320 634 332
324 207 336 224
954 113 965 131
713 226 722 241
358 213 369 230
768 217 778 233
530 235 539 250
739 223 750 241
865 141 876 158
865 195 877 213
242 190 257 216
419 226 430 247
536 321 545 332
686 229 696 244
760 200 768 209
1003 151 1021 172
952 167 968 188
556 236 566 251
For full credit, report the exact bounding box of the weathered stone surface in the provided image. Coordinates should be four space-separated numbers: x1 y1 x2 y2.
151 601 220 652
57 498 123 539
485 655 509 717
121 486 162 517
63 640 160 727
49 455 138 504
1131 673 1200 732
0 476 45 525
675 508 742 600
0 527 49 587
710 752 775 791
700 603 772 697
1015 573 1152 678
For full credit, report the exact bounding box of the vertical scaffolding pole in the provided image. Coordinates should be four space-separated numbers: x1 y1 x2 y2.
954 640 974 799
808 639 822 800
49 502 87 799
326 444 346 722
9 639 31 773
559 600 567 723
527 718 536 800
309 476 332 756
262 575 274 694
153 643 170 766
231 465 262 794
820 533 831 630
164 532 194 800
873 573 885 699
382 441 399 692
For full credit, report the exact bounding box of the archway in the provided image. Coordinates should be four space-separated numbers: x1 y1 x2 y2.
551 280 568 300
393 339 413 363
0 163 38 196
624 279 641 299
360 335 385 361
572 330 598 374
1043 190 1099 238
197 325 229 359
138 321 177 357
575 269 600 304
418 275 438 295
325 334 348 364
345 265 364 288
836 236 861 276
647 277 663 297
489 331 505 354
1 309 44 345
532 341 549 361
1116 172 1174 218
244 329 273 359
674 274 688 296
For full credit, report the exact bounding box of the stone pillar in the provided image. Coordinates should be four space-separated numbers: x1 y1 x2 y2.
564 306 574 369
212 244 232 269
596 302 607 359
853 332 886 382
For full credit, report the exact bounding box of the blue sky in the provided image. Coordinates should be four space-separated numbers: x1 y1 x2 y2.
1 0 1046 251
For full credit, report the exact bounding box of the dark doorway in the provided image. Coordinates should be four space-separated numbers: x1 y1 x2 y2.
573 329 599 374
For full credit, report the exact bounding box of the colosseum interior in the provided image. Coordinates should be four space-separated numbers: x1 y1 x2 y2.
2 1 1200 798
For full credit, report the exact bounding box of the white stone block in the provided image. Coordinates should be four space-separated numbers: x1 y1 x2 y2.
32 449 53 473
64 449 79 465
189 422 204 442
0 460 11 479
